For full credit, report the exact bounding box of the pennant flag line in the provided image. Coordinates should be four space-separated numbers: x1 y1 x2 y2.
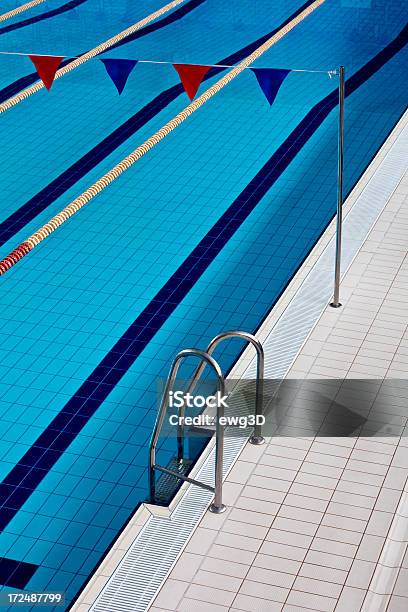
25 52 293 103
251 67 291 105
28 54 64 90
173 63 211 100
101 58 138 95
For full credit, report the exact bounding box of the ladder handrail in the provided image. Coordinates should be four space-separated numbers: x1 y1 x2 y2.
177 331 265 463
149 348 226 513
149 332 264 514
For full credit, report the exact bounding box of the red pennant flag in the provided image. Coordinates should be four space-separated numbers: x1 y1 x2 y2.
29 55 64 91
173 63 211 100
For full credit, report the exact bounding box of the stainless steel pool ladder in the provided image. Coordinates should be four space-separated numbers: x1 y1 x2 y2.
148 332 265 514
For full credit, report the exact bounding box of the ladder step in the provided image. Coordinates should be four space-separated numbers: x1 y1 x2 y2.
189 424 216 435
155 457 193 504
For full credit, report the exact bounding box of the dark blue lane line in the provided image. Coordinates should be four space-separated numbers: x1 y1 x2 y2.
0 0 316 247
0 23 406 536
0 0 206 105
0 0 89 36
0 557 38 589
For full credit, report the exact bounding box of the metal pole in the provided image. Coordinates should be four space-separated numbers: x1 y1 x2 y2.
249 339 265 445
176 401 186 465
330 65 345 308
209 392 226 514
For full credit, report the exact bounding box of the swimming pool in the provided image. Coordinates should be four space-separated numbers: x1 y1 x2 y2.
0 0 407 609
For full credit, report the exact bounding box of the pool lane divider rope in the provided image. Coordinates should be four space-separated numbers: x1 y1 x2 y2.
0 23 405 535
0 0 325 276
0 0 190 113
0 0 44 23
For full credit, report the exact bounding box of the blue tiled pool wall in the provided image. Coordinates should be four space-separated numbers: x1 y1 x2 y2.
0 1 91 38
0 0 210 106
0 0 169 55
0 0 314 244
0 0 305 228
0 0 406 609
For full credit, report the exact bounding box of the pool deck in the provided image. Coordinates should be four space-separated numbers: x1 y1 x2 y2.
72 108 408 612
148 117 408 611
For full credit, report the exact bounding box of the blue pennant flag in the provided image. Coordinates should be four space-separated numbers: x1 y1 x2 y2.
251 68 290 105
101 58 138 95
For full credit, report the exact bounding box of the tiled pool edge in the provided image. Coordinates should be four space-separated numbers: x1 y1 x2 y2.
71 109 408 612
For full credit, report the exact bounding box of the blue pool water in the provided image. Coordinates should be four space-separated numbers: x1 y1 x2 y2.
0 0 407 609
